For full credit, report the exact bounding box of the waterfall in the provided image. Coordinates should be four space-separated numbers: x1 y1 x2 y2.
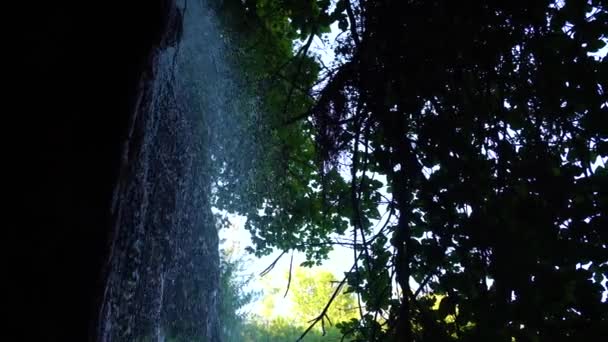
97 1 233 340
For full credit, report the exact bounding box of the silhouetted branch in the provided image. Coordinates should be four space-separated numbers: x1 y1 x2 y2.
345 0 360 46
296 252 364 341
284 251 294 297
282 33 315 115
259 250 287 277
414 271 436 298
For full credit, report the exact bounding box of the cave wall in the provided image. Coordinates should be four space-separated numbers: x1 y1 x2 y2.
12 1 171 340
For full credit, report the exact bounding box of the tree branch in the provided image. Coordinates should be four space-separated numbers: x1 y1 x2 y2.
282 32 316 117
283 251 294 297
345 0 360 47
259 250 287 277
296 252 364 341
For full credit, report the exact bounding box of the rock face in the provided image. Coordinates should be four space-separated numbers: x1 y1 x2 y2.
12 1 222 341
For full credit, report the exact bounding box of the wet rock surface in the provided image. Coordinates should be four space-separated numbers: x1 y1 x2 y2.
11 1 220 340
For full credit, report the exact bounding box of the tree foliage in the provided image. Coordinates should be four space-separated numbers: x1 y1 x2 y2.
218 250 355 341
292 268 358 323
215 0 608 341
218 245 257 342
240 316 347 342
259 268 358 328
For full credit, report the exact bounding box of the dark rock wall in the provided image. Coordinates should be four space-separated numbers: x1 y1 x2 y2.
12 1 170 340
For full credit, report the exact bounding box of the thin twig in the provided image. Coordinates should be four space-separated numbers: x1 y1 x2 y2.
345 0 360 47
414 271 437 298
259 250 287 277
282 32 316 117
284 251 294 297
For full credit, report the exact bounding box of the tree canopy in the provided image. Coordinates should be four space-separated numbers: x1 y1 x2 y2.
214 0 608 341
218 248 356 341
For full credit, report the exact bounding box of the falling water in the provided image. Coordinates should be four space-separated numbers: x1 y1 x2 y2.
97 1 239 340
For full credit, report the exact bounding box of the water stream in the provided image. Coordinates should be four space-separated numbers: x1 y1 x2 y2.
97 1 234 340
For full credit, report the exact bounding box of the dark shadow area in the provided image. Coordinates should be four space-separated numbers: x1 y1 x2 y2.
11 1 170 340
